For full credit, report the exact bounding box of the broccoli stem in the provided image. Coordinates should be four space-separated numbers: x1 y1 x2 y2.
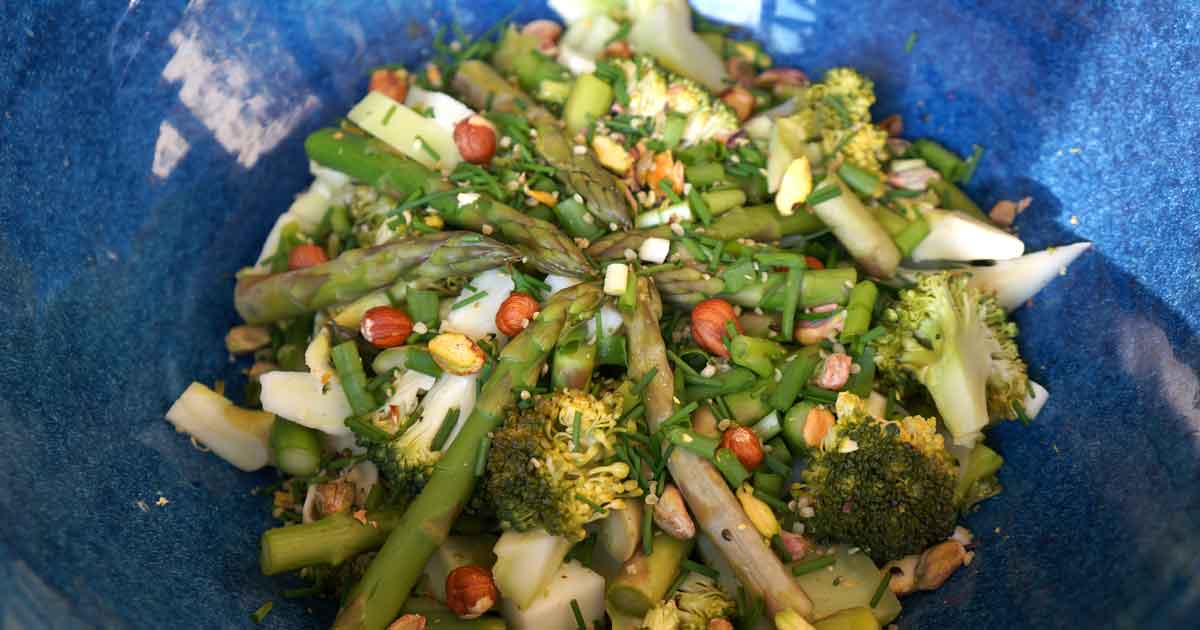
809 175 900 279
552 322 597 390
332 283 603 630
769 347 822 412
331 341 377 418
606 532 695 616
686 162 726 188
841 281 878 339
259 510 404 576
269 418 323 477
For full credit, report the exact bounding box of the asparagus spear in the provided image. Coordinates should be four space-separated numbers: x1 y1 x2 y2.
235 231 519 324
305 128 594 279
333 282 604 630
644 262 856 311
621 277 814 619
701 204 826 241
453 60 633 229
259 510 404 576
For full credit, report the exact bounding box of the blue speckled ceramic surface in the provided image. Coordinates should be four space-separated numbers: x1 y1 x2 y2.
1 1 1197 628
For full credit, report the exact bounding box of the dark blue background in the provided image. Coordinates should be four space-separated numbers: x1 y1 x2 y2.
1 1 1196 627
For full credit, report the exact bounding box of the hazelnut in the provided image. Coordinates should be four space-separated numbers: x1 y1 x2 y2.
916 541 968 591
690 298 742 358
883 555 920 596
360 306 414 348
604 40 632 58
720 86 755 122
521 19 562 54
453 115 497 164
224 325 271 354
720 426 765 471
707 620 734 630
369 68 409 103
387 614 427 630
428 332 486 375
445 565 498 619
287 243 329 270
314 481 354 517
495 292 540 337
878 113 904 137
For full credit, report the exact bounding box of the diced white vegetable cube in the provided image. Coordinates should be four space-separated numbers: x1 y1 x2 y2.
1024 380 1050 419
635 201 692 228
544 274 582 296
638 237 671 264
499 560 605 629
404 86 476 135
585 303 624 342
603 263 630 296
165 382 274 471
493 529 575 610
442 268 515 340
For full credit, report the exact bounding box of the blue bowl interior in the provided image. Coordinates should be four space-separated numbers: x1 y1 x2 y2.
1 1 1198 628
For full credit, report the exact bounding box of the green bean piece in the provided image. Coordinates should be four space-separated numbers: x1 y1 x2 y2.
331 341 377 417
714 448 751 487
769 347 822 412
841 281 878 339
270 418 323 477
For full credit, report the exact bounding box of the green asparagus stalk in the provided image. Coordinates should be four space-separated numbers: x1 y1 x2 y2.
259 510 404 576
269 418 322 477
650 263 856 310
621 278 814 619
552 321 597 390
305 129 593 279
235 231 519 324
809 175 900 279
840 281 878 339
606 532 694 616
333 283 603 630
701 204 825 241
552 197 607 241
453 60 632 229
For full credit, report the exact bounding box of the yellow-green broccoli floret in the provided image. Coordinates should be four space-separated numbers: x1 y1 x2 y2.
484 387 641 540
800 392 958 564
871 271 1029 447
808 67 876 125
641 574 736 630
617 56 739 146
776 67 888 176
821 124 890 174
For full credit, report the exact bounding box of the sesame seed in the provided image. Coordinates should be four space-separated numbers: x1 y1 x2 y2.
520 390 531 400
624 248 636 260
717 419 732 431
500 136 512 148
572 145 587 155
413 322 428 335
609 222 618 231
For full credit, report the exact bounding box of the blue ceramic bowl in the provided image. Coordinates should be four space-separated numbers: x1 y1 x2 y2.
2 1 1198 628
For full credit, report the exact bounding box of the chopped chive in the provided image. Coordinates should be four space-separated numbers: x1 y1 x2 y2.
753 488 790 512
806 184 842 207
574 493 606 514
687 187 713 225
905 31 919 53
803 386 839 404
381 104 397 126
250 601 273 624
682 559 719 580
451 289 489 310
656 443 674 480
792 555 837 576
1014 402 1032 425
763 453 791 477
823 94 851 126
870 571 894 607
420 135 444 162
620 403 645 423
573 410 583 451
771 534 791 561
430 407 460 451
658 179 683 204
623 431 651 446
571 598 587 630
659 401 700 430
958 144 985 184
474 436 491 476
665 569 690 599
642 504 654 555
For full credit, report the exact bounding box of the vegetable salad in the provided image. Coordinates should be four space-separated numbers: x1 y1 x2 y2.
166 1 1088 628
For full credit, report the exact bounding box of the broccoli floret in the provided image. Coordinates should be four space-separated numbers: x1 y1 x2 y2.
808 67 876 125
955 442 1004 512
484 387 640 540
821 124 889 174
616 56 739 146
642 574 736 630
363 372 475 498
872 271 1029 447
800 392 958 564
